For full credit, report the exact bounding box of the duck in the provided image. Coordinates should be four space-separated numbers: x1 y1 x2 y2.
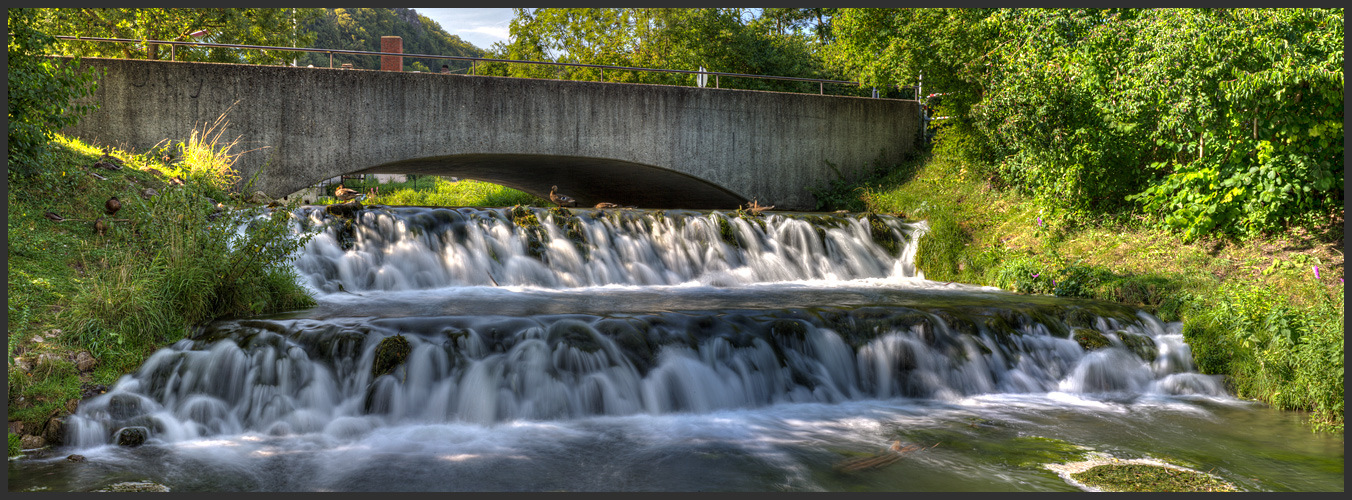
105 196 121 216
594 202 620 209
549 185 577 207
93 217 107 236
744 199 774 213
334 184 361 202
44 211 66 222
94 147 122 170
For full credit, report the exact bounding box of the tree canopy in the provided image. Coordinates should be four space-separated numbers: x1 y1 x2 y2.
488 8 853 94
38 8 322 65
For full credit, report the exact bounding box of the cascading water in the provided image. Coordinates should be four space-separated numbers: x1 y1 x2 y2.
15 206 1342 492
289 206 923 291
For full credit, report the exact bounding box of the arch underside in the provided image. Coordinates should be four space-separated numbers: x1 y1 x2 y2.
353 154 750 210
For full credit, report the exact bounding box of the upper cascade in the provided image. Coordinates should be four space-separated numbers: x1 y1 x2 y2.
289 206 927 293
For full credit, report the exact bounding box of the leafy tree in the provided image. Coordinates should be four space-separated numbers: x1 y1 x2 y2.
829 7 1343 238
39 8 322 65
7 8 100 177
499 8 840 94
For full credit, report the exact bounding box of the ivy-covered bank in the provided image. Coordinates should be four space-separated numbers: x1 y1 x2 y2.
813 148 1343 433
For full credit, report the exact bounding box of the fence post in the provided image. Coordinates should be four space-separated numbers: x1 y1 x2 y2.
380 36 402 71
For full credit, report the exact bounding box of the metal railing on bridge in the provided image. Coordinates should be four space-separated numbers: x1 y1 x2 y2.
54 35 919 98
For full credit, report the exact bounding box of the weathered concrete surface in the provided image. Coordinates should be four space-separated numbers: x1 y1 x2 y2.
64 58 919 210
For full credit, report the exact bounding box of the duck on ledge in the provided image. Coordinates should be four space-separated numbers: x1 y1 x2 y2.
550 185 578 207
335 185 361 202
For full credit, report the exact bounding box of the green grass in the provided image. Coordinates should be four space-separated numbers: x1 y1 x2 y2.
7 130 316 438
821 148 1344 432
317 176 548 207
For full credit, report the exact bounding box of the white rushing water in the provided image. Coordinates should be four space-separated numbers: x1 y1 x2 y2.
290 207 926 291
37 205 1319 493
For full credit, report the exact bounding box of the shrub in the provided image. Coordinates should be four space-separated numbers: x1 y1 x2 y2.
6 8 100 178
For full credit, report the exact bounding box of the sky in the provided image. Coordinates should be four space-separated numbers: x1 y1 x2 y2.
413 8 515 50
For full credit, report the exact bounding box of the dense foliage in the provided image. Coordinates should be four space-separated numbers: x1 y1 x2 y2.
490 8 859 95
37 8 322 65
830 8 1343 239
6 8 100 177
296 8 486 72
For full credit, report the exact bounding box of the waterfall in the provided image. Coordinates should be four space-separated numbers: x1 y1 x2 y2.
288 206 926 292
63 205 1227 451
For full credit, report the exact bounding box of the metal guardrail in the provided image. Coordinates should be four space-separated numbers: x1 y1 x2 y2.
54 35 919 97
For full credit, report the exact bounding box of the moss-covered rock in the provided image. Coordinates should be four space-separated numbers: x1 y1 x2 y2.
1117 331 1158 362
864 212 903 258
325 200 364 218
93 481 171 492
548 320 603 353
371 335 411 378
114 426 147 447
1070 463 1238 492
1072 328 1112 351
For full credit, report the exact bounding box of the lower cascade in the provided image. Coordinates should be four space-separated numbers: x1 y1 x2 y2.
67 304 1224 445
27 206 1339 493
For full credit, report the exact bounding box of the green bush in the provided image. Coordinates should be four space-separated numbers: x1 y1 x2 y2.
6 8 101 177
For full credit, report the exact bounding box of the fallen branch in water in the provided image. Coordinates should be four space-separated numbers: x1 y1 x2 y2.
834 441 939 472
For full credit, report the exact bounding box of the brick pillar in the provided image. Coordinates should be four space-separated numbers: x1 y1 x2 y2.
380 36 402 71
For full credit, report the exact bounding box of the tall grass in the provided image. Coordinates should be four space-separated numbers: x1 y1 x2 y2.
62 119 316 369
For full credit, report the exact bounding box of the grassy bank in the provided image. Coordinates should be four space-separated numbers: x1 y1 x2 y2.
7 131 315 454
819 149 1344 432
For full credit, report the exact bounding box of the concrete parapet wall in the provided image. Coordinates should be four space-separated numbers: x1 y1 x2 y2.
64 57 918 210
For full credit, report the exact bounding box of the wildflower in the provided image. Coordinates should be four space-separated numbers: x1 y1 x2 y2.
1312 266 1320 279
1032 273 1040 279
1037 216 1043 226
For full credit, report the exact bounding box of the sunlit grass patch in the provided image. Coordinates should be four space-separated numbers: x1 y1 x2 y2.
320 176 548 207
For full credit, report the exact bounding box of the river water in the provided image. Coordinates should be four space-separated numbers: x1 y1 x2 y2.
8 206 1343 491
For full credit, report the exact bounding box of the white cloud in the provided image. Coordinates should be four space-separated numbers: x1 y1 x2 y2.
412 8 514 50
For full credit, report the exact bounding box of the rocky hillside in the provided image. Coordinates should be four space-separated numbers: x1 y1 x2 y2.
297 8 488 72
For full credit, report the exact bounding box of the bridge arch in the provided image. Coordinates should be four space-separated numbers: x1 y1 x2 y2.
349 153 749 208
64 58 919 210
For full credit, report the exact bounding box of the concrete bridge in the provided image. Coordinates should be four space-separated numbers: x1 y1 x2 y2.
64 58 919 210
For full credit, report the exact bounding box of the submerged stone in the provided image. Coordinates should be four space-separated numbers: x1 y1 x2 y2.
114 426 147 447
